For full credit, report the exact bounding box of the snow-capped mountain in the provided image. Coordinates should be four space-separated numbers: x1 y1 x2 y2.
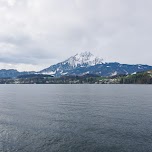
40 52 104 76
40 52 152 77
1 52 152 78
65 62 152 77
64 52 103 67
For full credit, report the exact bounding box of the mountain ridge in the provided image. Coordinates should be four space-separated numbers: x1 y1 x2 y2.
1 51 152 78
0 69 35 78
40 52 104 76
39 52 152 77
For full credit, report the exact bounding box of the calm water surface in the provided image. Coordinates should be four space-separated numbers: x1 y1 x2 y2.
0 84 152 152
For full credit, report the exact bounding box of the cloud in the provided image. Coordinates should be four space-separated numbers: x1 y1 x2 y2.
0 0 152 71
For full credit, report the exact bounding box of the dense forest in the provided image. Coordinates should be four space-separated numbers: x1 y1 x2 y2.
120 71 152 84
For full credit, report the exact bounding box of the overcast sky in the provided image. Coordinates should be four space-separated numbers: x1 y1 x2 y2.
0 0 152 71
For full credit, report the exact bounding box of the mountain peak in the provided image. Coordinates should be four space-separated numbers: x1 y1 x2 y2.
65 51 103 67
79 51 93 57
39 52 152 77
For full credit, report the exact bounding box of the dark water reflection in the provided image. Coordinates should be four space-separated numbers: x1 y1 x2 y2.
0 84 152 152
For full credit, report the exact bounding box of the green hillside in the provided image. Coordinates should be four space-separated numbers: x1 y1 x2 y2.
120 71 152 84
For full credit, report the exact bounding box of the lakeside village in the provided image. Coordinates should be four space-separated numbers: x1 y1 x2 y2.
0 70 152 84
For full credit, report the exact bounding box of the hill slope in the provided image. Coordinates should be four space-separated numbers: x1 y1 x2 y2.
0 69 34 78
40 52 152 77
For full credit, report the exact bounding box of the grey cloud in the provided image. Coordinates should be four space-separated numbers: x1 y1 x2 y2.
0 0 152 71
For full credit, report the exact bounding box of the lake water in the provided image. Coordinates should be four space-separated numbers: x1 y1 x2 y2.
0 84 152 152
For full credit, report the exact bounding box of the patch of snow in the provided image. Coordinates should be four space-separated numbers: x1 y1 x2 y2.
82 71 90 75
64 52 103 67
42 71 56 75
147 71 152 74
60 70 63 73
131 72 137 75
61 72 68 75
138 65 143 69
111 71 117 76
124 70 128 75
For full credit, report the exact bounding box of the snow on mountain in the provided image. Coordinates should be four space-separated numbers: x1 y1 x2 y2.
39 52 152 77
1 52 152 78
65 52 103 67
40 52 104 76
